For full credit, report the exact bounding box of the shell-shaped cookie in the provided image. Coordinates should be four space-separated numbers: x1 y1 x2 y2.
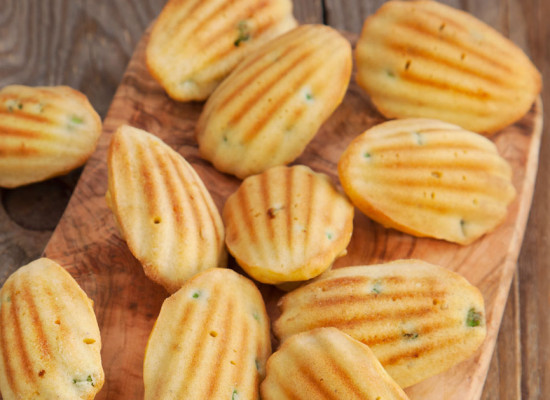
0 85 102 188
146 0 297 101
0 258 104 400
273 260 487 388
355 1 541 134
223 165 354 285
144 268 271 399
338 118 516 245
106 125 226 293
196 24 352 179
261 327 410 400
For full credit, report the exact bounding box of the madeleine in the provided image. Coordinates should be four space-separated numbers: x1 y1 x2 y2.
197 25 352 179
338 118 516 244
144 268 271 399
106 125 226 293
355 0 541 134
146 0 297 101
0 85 101 188
261 327 409 400
274 260 486 388
0 258 104 399
223 165 353 285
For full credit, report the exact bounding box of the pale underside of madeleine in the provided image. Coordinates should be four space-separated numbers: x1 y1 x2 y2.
0 258 104 400
355 0 541 135
106 125 226 293
196 24 352 179
144 268 271 399
223 165 354 285
146 0 297 101
338 118 516 245
274 260 487 388
261 327 410 400
0 85 102 188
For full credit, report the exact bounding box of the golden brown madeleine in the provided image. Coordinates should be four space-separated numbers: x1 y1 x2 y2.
223 165 354 285
0 258 104 400
0 85 101 188
144 268 271 399
273 260 487 388
146 0 297 101
338 119 516 245
261 327 410 400
196 25 352 179
355 1 541 134
106 125 226 293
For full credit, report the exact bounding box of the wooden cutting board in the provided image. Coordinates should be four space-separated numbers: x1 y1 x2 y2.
42 29 542 400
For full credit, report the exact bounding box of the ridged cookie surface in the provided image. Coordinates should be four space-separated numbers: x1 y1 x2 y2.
223 165 354 285
146 0 297 101
355 0 541 134
197 24 352 178
274 260 486 388
144 268 271 399
0 258 104 400
261 327 409 400
0 85 101 188
338 118 516 245
106 125 226 293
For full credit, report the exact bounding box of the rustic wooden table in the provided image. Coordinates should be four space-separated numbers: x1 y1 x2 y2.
0 1 547 399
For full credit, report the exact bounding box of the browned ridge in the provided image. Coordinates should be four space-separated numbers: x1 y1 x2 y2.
144 268 271 399
106 125 226 293
274 260 487 388
0 258 103 399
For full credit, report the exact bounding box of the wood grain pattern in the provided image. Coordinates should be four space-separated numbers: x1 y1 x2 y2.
39 26 542 399
0 0 166 276
1 1 548 399
482 271 521 400
513 1 550 397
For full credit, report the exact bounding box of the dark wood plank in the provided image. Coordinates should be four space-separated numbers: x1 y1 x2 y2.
293 0 324 24
0 0 165 281
323 0 386 31
481 273 521 400
512 0 550 398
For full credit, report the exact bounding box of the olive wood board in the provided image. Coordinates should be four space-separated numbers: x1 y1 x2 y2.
40 29 543 400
